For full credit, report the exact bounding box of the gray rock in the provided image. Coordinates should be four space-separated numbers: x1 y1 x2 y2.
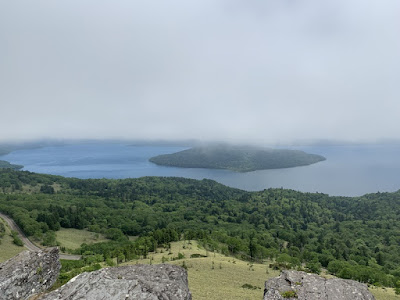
0 248 60 300
40 264 192 300
264 270 375 300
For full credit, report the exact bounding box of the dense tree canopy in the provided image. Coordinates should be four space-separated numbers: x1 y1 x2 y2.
149 145 325 172
0 160 23 170
0 169 399 287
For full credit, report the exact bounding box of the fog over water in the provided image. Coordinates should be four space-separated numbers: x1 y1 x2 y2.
1 1 400 144
2 143 400 197
2 1 400 196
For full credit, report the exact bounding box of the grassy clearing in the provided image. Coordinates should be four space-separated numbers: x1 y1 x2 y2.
123 240 399 300
124 240 279 300
370 286 399 300
56 228 108 251
1 230 398 299
0 217 25 262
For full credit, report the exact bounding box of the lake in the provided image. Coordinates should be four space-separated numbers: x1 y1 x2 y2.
1 142 400 197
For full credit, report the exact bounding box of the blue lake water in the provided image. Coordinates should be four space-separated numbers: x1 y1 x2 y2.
1 142 400 197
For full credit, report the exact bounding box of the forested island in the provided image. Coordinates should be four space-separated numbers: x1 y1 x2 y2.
149 145 326 172
0 169 400 289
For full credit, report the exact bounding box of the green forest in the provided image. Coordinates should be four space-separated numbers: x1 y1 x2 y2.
0 169 399 288
149 145 325 172
0 160 23 170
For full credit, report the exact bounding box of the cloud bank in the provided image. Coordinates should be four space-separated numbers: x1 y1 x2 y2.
1 0 399 144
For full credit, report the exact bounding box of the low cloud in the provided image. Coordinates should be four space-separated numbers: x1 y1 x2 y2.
1 0 399 144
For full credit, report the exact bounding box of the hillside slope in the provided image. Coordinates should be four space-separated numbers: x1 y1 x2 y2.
0 169 400 289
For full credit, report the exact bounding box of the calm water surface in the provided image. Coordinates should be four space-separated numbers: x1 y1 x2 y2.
1 143 400 197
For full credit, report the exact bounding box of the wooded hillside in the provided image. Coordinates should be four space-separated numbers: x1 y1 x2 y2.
0 169 399 288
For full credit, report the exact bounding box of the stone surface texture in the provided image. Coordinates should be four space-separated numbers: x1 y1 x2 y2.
264 270 375 300
40 264 192 300
0 248 60 300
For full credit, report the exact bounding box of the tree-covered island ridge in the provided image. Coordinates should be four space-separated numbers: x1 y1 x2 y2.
149 144 326 172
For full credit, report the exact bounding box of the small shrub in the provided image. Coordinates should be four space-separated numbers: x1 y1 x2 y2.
395 280 400 295
0 222 5 237
280 290 298 298
10 231 23 247
306 262 321 274
106 258 115 267
171 253 185 261
241 283 260 290
190 253 207 258
13 235 23 246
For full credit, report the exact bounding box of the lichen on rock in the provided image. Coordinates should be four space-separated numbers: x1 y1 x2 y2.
40 264 192 300
0 248 60 300
264 270 375 300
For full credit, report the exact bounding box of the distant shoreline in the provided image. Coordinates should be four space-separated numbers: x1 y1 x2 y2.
2 142 400 196
0 160 23 170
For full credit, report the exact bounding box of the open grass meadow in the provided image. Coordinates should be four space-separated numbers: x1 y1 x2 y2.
124 240 280 300
123 240 399 300
369 286 399 300
55 228 108 251
0 226 399 299
0 217 25 262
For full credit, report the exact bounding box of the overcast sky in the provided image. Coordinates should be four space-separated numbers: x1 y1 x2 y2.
1 0 400 145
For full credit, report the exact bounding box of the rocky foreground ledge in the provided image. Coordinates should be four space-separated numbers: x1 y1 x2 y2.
0 248 377 300
41 264 192 300
264 270 375 300
0 248 61 300
0 248 191 300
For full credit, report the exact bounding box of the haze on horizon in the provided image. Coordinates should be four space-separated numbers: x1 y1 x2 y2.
1 0 399 145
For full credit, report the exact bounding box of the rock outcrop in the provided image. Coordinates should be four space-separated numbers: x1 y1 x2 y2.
264 270 375 300
0 248 60 300
40 264 192 300
3 249 378 300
